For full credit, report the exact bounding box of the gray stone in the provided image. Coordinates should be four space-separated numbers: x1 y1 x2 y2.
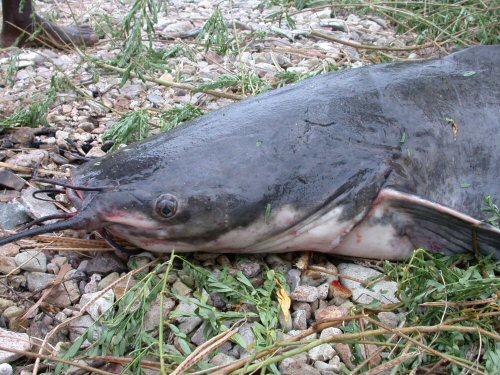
337 263 399 304
15 251 47 272
292 301 312 319
69 314 96 341
173 301 203 335
79 290 115 320
21 188 60 222
0 202 30 230
97 272 120 290
238 323 255 357
86 253 126 274
286 269 301 292
314 306 349 323
314 359 340 374
285 330 317 341
378 311 399 328
27 272 54 292
210 352 237 366
320 327 343 339
237 260 261 278
47 279 81 308
290 285 318 303
279 357 320 375
291 310 307 330
308 343 335 362
0 168 25 190
147 91 164 105
164 20 194 34
5 150 47 168
143 297 175 331
0 257 19 275
0 328 31 363
2 306 23 321
120 83 146 99
190 321 208 346
172 280 192 296
317 283 329 300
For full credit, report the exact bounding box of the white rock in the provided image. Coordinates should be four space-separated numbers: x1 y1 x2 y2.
14 251 47 272
0 328 31 363
79 290 115 320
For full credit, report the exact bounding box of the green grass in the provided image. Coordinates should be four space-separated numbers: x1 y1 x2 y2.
102 109 151 151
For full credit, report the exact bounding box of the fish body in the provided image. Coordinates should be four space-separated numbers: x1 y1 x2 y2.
2 45 500 260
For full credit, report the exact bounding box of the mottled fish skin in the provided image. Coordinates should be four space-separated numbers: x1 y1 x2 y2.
2 46 498 259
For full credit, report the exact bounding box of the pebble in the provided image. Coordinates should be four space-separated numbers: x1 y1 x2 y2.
317 283 329 300
320 327 343 339
238 323 255 357
308 343 336 361
279 357 320 375
171 280 192 296
0 168 25 190
378 311 399 328
0 243 19 258
5 150 48 168
14 250 46 272
21 187 61 222
0 257 20 275
86 253 127 274
0 328 31 363
292 301 312 319
314 359 340 374
173 301 203 335
286 269 301 292
236 260 261 278
210 352 237 366
0 202 30 230
337 263 399 304
291 309 307 330
314 306 349 323
291 285 319 303
26 272 54 291
97 272 120 290
79 290 115 320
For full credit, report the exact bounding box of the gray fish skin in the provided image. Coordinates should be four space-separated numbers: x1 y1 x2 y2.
67 45 500 259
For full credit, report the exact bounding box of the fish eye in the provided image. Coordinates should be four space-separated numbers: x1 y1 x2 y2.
155 194 178 218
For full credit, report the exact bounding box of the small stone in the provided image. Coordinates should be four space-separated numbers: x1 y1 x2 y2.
320 327 343 339
86 146 106 158
285 330 317 341
173 301 203 335
79 290 115 320
286 66 308 74
0 168 25 190
21 187 60 222
0 202 30 230
377 311 399 328
15 251 47 272
314 360 340 375
98 272 120 290
292 302 312 319
317 283 329 300
0 328 31 363
238 323 255 357
6 150 47 168
86 253 126 274
314 306 349 323
308 343 335 361
190 322 207 346
291 310 307 330
120 82 146 99
164 20 194 34
27 272 54 292
2 305 23 322
279 357 320 375
337 263 399 304
286 269 301 292
210 352 236 366
45 278 80 308
0 257 19 275
0 363 13 375
290 285 318 303
237 260 262 278
147 91 164 105
171 280 192 296
0 298 15 314
69 314 96 341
